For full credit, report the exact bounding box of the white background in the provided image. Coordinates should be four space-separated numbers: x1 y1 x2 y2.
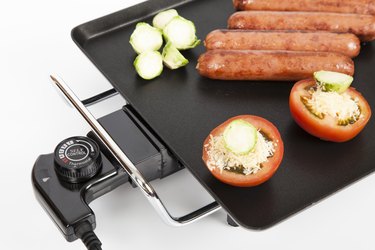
2 0 375 249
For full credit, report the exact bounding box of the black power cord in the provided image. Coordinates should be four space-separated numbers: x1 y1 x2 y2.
75 222 102 250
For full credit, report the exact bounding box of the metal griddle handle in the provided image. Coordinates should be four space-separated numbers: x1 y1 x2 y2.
50 75 221 226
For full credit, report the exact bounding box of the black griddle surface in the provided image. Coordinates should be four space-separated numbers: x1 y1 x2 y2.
72 0 375 229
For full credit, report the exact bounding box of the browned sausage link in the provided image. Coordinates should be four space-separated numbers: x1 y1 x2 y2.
197 50 354 81
227 11 375 42
233 0 375 15
204 30 361 58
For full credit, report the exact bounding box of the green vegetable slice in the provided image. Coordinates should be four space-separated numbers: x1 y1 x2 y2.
223 120 258 155
314 71 353 94
152 9 179 30
163 16 201 50
134 51 163 80
129 22 163 54
162 42 189 69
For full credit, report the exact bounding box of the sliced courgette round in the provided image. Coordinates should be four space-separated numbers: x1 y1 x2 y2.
134 51 163 80
129 22 163 54
163 16 200 50
223 119 258 155
314 70 353 94
162 42 189 69
152 9 179 30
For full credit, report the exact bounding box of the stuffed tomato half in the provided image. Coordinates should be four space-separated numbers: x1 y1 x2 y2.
202 115 284 187
289 72 371 142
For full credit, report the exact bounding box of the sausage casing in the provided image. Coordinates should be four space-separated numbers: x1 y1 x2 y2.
228 11 375 42
197 50 354 81
233 0 375 15
205 30 361 58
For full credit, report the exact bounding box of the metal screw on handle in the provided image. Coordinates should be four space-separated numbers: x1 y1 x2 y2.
50 75 221 226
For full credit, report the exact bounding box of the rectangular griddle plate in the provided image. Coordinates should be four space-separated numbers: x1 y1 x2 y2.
72 0 375 229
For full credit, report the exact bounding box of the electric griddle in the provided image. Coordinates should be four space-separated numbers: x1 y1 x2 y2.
32 0 375 249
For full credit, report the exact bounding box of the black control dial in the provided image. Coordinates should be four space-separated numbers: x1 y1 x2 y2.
54 136 102 183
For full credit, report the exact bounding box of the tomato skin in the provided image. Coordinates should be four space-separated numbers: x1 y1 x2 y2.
202 115 284 187
289 79 372 142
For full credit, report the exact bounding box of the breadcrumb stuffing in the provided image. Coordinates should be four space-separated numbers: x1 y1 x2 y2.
307 87 361 121
204 131 275 175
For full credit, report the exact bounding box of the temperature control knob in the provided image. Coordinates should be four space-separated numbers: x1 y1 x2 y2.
54 136 102 183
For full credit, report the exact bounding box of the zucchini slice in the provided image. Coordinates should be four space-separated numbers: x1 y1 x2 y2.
223 120 258 155
134 51 163 80
163 16 200 50
314 71 353 93
129 22 163 54
152 9 179 30
162 42 189 69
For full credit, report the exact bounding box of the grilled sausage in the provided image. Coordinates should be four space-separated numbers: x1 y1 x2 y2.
197 50 354 81
233 0 375 15
228 11 375 42
205 30 361 58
